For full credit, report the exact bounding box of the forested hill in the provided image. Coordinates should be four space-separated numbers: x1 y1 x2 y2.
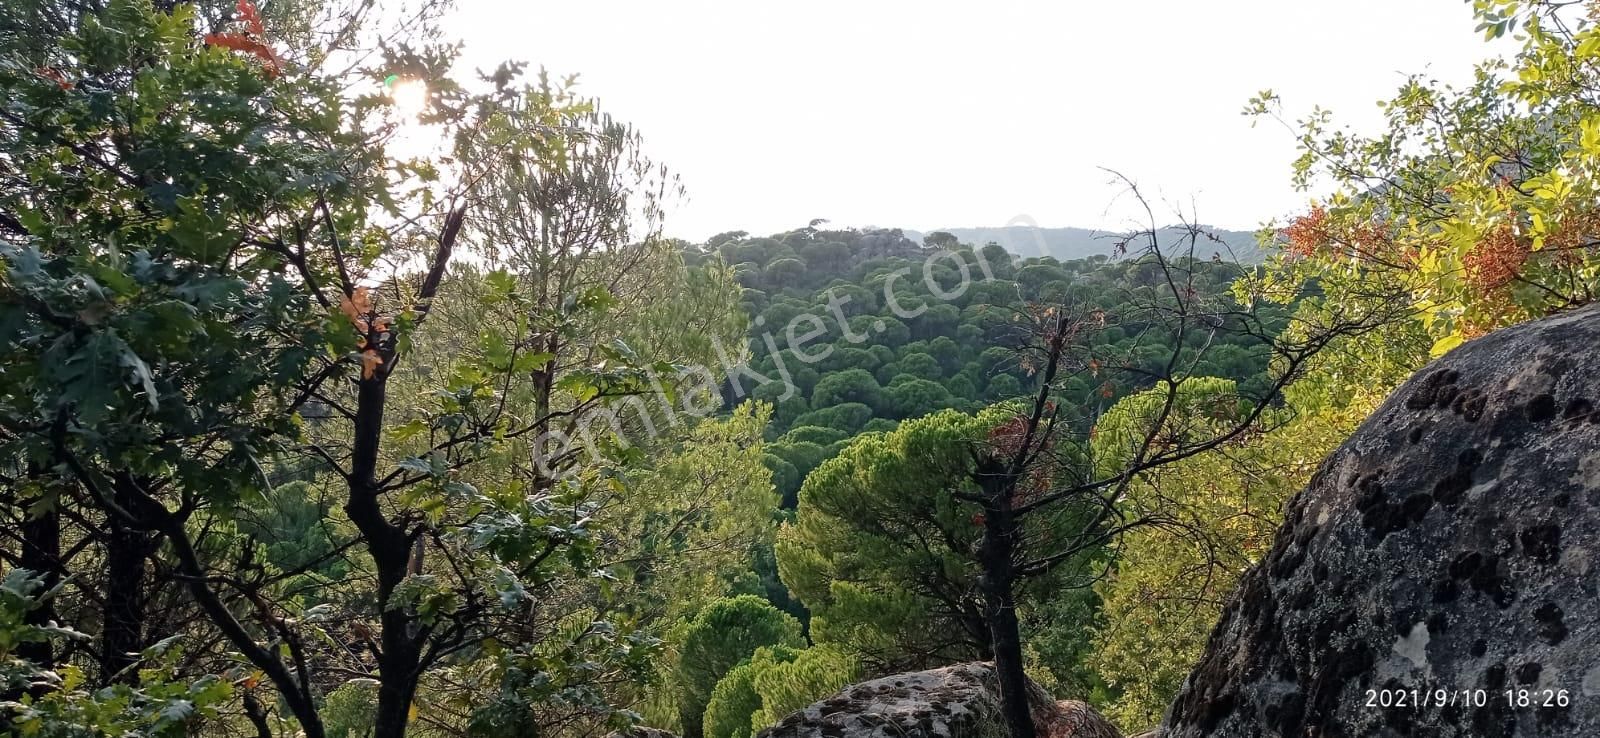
12 2 1600 738
903 225 1269 263
683 226 1285 507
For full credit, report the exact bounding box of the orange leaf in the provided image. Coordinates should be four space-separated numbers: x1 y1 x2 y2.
203 32 283 75
337 295 362 325
360 350 383 379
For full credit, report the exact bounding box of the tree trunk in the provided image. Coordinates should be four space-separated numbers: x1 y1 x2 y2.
17 470 60 669
984 580 1035 738
372 631 423 738
964 610 995 661
345 375 424 738
101 478 153 684
16 467 60 700
529 349 556 488
977 473 1035 738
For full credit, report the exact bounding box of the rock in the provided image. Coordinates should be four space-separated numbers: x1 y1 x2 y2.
608 729 678 738
756 661 1120 738
1052 699 1125 738
1163 304 1600 737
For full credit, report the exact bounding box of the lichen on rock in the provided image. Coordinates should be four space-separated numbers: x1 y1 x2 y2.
609 730 680 738
1162 304 1600 737
755 661 1120 738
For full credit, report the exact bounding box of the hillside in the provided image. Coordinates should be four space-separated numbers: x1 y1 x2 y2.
12 2 1600 738
904 225 1270 263
687 226 1285 508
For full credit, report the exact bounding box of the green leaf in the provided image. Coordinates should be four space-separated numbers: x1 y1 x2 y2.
396 457 433 474
1430 333 1467 357
157 699 195 725
59 331 156 422
556 372 602 403
388 418 429 444
484 268 517 304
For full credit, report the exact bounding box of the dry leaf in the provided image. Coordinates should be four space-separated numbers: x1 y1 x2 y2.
360 350 383 379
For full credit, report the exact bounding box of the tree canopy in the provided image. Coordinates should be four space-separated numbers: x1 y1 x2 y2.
1 1 1588 736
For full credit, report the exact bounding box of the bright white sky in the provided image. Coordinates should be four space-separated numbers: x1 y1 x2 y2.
445 1 1501 243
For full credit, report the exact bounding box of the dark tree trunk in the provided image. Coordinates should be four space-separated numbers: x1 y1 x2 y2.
101 479 153 684
983 580 1034 738
372 625 423 738
345 375 424 738
243 692 274 738
964 610 995 661
15 466 61 701
343 210 462 738
17 474 60 669
977 472 1036 738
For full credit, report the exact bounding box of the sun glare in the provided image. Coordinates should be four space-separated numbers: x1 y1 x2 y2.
386 77 428 120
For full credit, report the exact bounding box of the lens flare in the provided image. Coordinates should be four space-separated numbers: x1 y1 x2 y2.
387 78 428 119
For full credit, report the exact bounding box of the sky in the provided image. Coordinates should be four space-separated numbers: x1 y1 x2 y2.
444 1 1503 243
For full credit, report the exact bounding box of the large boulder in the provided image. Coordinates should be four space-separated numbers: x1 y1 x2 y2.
757 662 1120 738
1163 305 1600 737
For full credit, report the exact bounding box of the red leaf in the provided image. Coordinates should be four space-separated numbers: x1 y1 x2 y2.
236 0 266 37
34 67 73 90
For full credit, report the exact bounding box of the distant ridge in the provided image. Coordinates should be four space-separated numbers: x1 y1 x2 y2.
903 225 1272 263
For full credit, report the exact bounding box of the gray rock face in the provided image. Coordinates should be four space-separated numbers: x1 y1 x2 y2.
757 662 1120 738
1163 305 1600 737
